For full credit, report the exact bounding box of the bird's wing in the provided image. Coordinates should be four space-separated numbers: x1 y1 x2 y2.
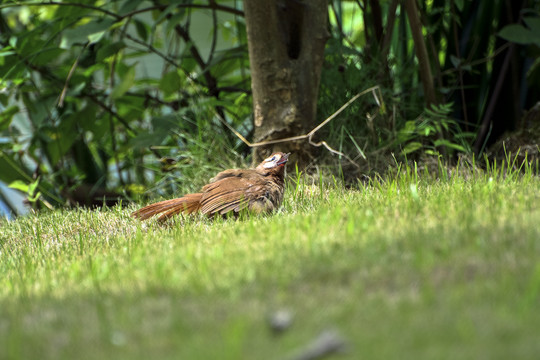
200 176 266 215
210 169 261 183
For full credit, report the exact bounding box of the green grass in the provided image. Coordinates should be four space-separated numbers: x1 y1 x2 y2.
1 163 540 360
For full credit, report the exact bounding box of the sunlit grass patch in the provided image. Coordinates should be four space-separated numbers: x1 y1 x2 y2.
1 162 539 359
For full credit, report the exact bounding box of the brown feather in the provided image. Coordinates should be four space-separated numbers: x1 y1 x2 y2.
131 152 289 222
131 193 202 221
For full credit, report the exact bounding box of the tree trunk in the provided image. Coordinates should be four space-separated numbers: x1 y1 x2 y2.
243 0 329 166
404 0 438 107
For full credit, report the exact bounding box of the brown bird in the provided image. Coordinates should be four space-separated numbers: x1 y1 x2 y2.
132 152 290 222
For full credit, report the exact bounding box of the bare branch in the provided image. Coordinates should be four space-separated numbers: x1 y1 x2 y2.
58 42 89 108
0 1 244 19
207 0 219 65
214 86 384 167
404 0 438 106
0 1 122 20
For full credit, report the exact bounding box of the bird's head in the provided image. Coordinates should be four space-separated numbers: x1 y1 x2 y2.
256 152 290 173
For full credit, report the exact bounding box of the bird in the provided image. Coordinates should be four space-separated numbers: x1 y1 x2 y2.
132 152 290 222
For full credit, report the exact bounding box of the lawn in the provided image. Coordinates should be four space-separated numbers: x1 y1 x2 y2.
1 163 539 360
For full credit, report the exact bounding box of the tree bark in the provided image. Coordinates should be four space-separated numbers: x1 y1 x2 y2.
243 0 329 165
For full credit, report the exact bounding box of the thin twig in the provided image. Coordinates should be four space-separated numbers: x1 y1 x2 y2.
474 45 515 154
123 33 204 89
214 85 383 167
0 1 122 19
207 0 218 65
122 4 243 19
0 2 244 19
86 94 136 134
440 43 511 76
58 41 89 108
124 33 181 68
451 0 468 131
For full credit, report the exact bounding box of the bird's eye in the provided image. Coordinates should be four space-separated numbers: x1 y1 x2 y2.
268 155 276 162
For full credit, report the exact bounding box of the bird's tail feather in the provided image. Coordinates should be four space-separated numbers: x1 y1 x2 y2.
131 193 202 221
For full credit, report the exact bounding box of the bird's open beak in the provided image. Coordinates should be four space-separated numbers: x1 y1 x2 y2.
277 153 290 166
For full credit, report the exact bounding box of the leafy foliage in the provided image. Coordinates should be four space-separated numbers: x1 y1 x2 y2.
499 17 540 47
318 0 540 170
1 0 539 216
398 103 471 156
0 0 251 212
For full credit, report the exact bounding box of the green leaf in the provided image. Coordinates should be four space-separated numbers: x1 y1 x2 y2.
396 121 417 143
455 0 464 12
60 19 116 48
207 46 248 80
498 25 531 44
524 17 540 34
8 180 29 193
134 19 149 42
499 23 540 47
181 57 198 74
0 105 19 131
28 177 40 196
0 94 8 106
10 178 42 201
159 70 181 96
28 191 42 203
32 48 66 66
450 54 462 68
155 4 180 25
152 115 178 132
0 50 15 57
111 65 136 99
402 142 423 154
434 139 466 152
96 41 126 62
75 105 100 133
165 10 188 34
0 151 28 184
234 93 248 106
119 0 145 15
44 126 78 166
129 130 170 149
115 95 145 121
88 31 106 44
